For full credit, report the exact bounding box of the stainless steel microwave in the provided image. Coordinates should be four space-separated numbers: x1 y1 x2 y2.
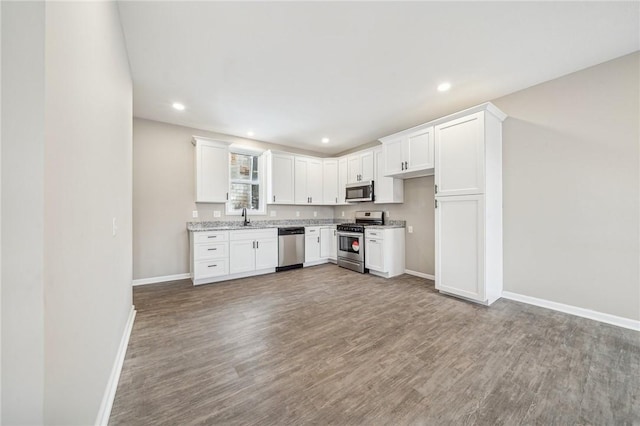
345 180 374 202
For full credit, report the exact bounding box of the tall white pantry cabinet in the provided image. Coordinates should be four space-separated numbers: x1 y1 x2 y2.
434 103 507 305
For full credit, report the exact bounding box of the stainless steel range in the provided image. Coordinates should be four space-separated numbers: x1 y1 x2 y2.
336 211 384 273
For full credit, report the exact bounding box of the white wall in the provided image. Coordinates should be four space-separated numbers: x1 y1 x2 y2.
1 2 46 424
43 2 133 424
2 2 133 424
133 118 334 280
494 52 639 321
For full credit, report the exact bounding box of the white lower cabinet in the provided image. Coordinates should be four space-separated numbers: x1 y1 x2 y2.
190 228 277 285
305 226 337 266
304 226 321 264
230 229 278 274
320 226 337 261
365 228 405 278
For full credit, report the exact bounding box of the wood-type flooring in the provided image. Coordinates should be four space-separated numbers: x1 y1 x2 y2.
110 264 640 425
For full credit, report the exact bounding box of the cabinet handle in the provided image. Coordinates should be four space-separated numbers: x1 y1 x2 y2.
252 241 255 249
256 241 259 249
435 199 438 209
273 195 276 202
207 248 217 251
401 162 404 170
435 184 438 194
207 236 217 239
310 197 313 203
317 236 320 243
335 197 337 203
207 264 217 268
226 192 229 200
404 161 408 169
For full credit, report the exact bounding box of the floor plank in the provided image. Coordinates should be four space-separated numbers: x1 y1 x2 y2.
109 264 640 425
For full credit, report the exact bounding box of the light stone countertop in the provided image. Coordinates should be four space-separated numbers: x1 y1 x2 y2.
187 219 405 232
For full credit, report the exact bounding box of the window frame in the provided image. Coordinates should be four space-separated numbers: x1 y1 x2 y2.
225 148 267 216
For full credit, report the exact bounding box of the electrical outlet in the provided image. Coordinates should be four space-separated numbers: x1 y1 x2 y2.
270 210 276 217
192 210 198 218
341 211 345 217
296 211 300 217
386 211 390 218
213 210 221 218
112 217 117 237
408 226 414 233
313 211 317 217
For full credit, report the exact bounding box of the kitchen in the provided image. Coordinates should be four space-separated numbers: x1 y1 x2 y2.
2 1 639 425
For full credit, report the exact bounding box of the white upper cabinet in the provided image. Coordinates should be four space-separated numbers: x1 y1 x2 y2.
347 149 374 183
295 156 323 204
338 158 348 204
380 125 434 179
434 112 485 196
266 151 295 204
374 147 403 204
193 137 232 203
322 159 339 204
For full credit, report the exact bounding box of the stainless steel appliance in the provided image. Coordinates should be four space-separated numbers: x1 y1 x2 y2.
345 180 374 203
277 227 305 272
337 211 384 273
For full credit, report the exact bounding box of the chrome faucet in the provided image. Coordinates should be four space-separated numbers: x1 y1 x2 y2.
241 208 250 226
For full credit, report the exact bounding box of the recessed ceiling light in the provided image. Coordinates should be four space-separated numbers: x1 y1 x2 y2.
321 137 330 144
172 102 185 111
247 131 254 137
437 82 451 92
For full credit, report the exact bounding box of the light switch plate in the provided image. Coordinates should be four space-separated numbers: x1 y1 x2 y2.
296 211 300 217
192 210 198 218
408 226 414 233
213 210 221 218
313 211 317 217
341 211 345 217
270 210 276 217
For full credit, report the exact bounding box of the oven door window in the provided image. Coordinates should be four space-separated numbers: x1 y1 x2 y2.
339 235 362 254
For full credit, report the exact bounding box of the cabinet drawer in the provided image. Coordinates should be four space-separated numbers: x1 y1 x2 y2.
193 231 229 244
365 229 384 239
194 242 228 260
305 227 320 235
230 228 277 241
194 259 228 278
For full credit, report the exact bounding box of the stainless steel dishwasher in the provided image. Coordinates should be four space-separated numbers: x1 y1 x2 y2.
276 227 305 272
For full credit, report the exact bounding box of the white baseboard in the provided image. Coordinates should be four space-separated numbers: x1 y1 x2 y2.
132 273 190 286
404 269 435 281
95 305 136 426
502 291 640 332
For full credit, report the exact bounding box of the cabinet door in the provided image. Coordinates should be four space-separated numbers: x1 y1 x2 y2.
307 158 323 204
435 112 485 196
196 141 229 203
406 126 434 171
229 240 256 274
383 137 404 176
330 229 337 259
374 148 391 203
322 159 338 204
347 155 361 183
320 228 335 259
305 234 320 262
255 237 278 269
271 153 295 204
360 150 374 181
365 238 384 272
294 157 309 204
338 158 348 204
435 194 485 302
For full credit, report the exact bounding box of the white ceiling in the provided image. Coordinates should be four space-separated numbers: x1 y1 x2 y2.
118 1 639 155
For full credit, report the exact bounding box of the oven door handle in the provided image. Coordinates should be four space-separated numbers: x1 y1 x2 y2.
337 232 364 238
